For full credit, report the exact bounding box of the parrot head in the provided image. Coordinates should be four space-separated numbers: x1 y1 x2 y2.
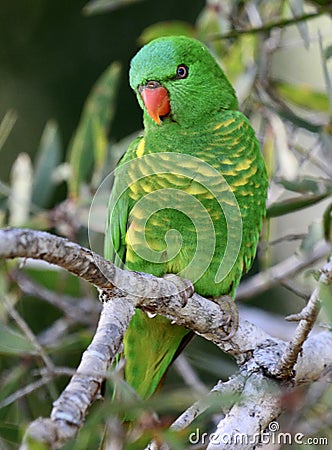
129 36 238 128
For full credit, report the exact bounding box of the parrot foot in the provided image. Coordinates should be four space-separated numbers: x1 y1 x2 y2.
162 274 194 307
212 295 239 340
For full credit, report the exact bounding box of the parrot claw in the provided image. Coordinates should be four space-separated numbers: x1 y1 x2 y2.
212 295 239 340
162 274 194 307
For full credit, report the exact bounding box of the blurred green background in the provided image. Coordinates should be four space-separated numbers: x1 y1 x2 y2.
0 0 203 180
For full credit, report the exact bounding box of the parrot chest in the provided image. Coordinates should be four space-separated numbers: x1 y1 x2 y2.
119 139 233 288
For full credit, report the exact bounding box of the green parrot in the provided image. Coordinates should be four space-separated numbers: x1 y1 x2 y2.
104 36 268 400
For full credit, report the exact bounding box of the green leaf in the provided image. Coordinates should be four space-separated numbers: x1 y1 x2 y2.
138 21 195 45
267 101 321 133
90 118 110 190
222 35 257 84
277 177 323 194
0 110 17 153
323 202 332 242
289 0 310 49
31 121 62 208
0 324 36 355
325 44 332 61
0 366 27 420
83 0 144 15
267 191 331 218
0 422 20 447
300 220 324 255
319 32 332 111
273 80 330 112
318 270 332 322
67 61 121 198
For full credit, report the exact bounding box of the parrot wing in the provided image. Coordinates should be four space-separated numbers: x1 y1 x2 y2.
104 135 191 400
104 137 142 267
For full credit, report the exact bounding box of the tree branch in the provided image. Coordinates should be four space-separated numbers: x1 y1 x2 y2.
0 227 194 300
236 240 330 301
171 374 246 432
12 270 99 325
205 371 281 450
1 228 331 450
146 327 332 450
21 297 134 449
271 262 328 378
209 7 329 41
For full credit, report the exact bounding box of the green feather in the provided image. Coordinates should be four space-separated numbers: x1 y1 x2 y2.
124 310 189 399
105 36 268 399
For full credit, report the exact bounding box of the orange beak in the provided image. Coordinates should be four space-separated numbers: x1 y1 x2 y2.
139 82 170 125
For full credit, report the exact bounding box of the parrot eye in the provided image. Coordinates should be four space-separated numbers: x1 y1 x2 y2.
176 64 189 79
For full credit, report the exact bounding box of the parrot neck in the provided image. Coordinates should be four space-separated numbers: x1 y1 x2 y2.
143 110 217 136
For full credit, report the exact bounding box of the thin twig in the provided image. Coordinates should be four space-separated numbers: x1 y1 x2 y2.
267 233 307 246
2 294 55 372
0 377 51 409
209 7 329 40
293 143 332 178
2 293 59 402
272 256 332 379
13 270 99 325
280 278 311 301
171 375 246 432
103 418 126 450
174 355 208 396
37 317 80 347
236 240 330 301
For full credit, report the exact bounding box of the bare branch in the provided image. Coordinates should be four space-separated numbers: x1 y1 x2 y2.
0 377 53 409
3 294 55 372
0 228 194 301
0 227 121 289
1 228 331 450
236 240 330 301
174 355 208 396
206 370 281 450
146 328 332 450
0 228 238 347
21 296 135 449
171 375 246 432
294 331 332 383
209 7 329 41
254 256 332 380
13 270 99 325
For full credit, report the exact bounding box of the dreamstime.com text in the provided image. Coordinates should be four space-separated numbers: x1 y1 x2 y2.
188 422 329 446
